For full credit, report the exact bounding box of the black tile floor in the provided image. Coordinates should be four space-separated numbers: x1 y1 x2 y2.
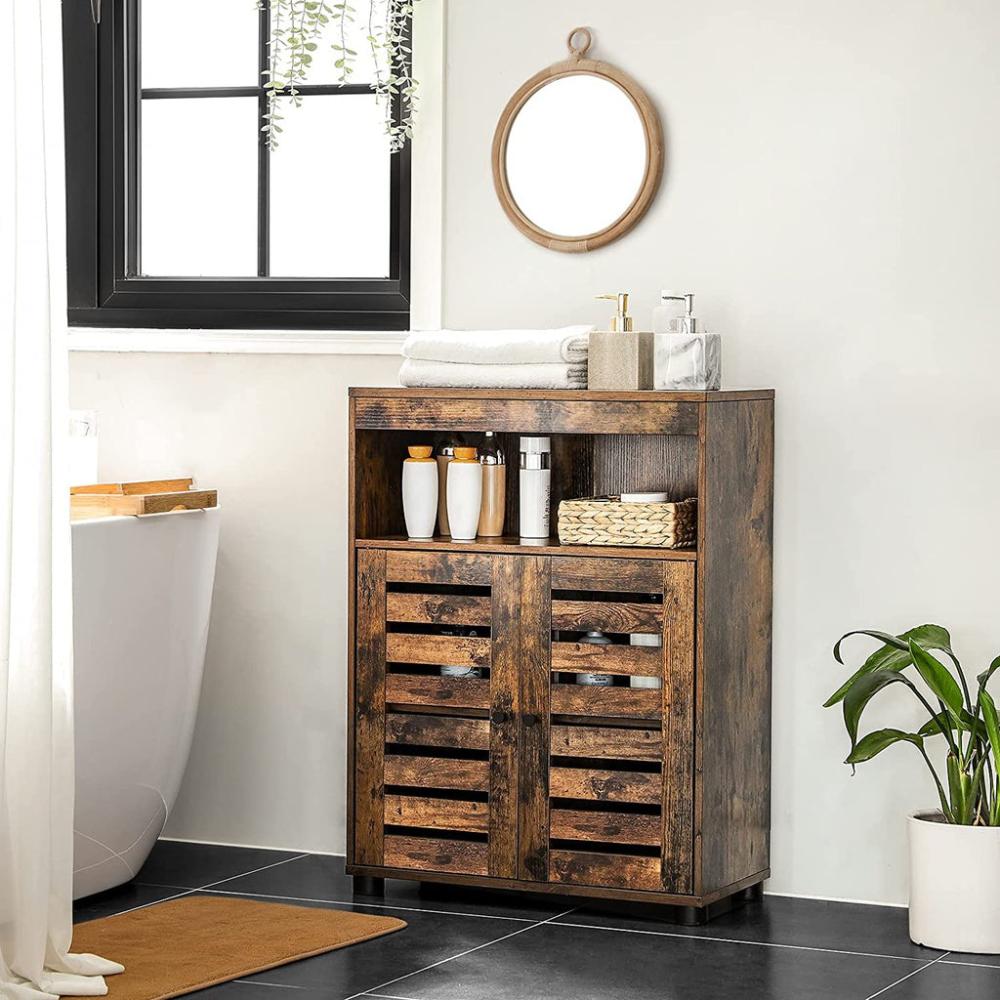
73 840 1000 1000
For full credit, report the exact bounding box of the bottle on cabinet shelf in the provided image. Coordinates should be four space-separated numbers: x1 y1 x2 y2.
446 447 482 541
518 436 551 539
401 446 437 539
434 435 459 536
478 432 506 537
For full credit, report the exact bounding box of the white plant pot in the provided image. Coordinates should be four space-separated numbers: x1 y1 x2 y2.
908 810 1000 953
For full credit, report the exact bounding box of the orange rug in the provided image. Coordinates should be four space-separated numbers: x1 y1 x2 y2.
71 895 406 1000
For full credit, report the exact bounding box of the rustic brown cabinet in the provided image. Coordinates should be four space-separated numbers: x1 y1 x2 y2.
347 388 774 917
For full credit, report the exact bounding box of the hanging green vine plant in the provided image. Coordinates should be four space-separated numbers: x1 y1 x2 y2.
261 0 419 152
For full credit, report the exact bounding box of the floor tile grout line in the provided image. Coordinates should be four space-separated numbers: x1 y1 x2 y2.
341 906 579 1000
365 994 453 1000
940 959 1000 969
206 887 541 924
863 950 953 1000
552 919 933 965
232 981 315 991
103 853 311 918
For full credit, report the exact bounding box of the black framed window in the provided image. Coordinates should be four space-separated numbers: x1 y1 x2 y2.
63 0 410 330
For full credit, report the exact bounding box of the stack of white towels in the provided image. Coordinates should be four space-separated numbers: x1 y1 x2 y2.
399 326 592 389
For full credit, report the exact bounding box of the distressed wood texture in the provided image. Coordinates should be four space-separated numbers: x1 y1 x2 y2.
592 433 701 501
385 549 492 586
386 633 491 669
550 684 661 721
354 549 387 866
550 766 661 805
550 808 661 847
551 724 662 762
386 592 492 627
384 674 490 711
551 557 664 594
384 755 488 792
551 600 662 634
549 851 662 891
698 398 774 894
494 556 551 883
551 641 661 677
384 712 490 750
662 560 696 894
354 396 700 436
384 835 488 876
384 795 488 834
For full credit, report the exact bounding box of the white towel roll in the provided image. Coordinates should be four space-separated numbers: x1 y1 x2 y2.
402 326 592 365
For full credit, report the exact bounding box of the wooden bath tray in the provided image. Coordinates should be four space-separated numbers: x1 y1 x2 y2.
71 478 217 520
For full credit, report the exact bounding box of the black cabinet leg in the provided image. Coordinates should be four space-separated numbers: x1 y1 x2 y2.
678 905 708 926
353 876 385 896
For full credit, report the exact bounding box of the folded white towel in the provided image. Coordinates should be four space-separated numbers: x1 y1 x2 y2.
402 326 593 366
399 358 587 390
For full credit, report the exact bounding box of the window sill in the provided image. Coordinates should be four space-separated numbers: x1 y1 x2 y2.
67 328 408 356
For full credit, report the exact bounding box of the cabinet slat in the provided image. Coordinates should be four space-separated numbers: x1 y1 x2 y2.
384 795 488 834
384 755 488 792
385 674 490 710
551 557 664 594
551 642 661 678
549 850 662 891
550 766 661 805
385 712 490 750
550 684 662 721
385 550 492 585
386 633 491 668
550 808 661 847
384 835 488 876
386 592 492 627
551 724 662 762
551 600 662 634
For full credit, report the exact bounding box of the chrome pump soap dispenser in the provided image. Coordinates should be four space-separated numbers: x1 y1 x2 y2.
588 292 654 391
652 291 722 390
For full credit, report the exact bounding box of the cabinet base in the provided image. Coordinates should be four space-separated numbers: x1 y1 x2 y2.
346 863 768 916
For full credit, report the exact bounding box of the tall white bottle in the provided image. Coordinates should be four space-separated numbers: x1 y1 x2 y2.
519 436 551 539
446 447 483 541
401 445 438 539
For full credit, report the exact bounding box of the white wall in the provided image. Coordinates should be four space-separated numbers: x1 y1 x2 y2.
70 0 1000 905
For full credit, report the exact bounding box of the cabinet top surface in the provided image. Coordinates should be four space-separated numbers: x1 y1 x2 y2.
349 387 775 402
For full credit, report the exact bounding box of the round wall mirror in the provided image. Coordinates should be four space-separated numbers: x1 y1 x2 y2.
492 28 663 253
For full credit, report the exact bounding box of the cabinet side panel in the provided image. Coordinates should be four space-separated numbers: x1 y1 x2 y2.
699 399 774 892
355 548 387 866
513 556 552 882
662 560 695 894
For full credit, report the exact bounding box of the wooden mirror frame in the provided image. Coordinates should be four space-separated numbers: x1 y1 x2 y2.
491 27 664 253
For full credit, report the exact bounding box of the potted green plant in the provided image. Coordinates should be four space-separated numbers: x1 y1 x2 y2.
826 625 1000 953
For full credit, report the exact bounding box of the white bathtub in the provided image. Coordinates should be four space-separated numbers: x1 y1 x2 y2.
71 507 220 899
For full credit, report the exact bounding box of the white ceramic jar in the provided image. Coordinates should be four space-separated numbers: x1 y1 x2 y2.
446 447 482 541
401 446 438 539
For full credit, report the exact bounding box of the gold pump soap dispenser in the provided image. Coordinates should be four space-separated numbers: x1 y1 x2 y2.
587 292 654 391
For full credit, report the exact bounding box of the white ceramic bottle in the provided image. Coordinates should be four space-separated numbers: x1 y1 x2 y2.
446 447 482 541
401 445 438 539
518 436 551 539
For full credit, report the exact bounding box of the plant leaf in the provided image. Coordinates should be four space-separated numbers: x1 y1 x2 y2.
918 709 984 738
909 639 964 718
845 728 923 764
826 625 954 707
980 689 1000 774
842 669 916 748
977 654 1000 692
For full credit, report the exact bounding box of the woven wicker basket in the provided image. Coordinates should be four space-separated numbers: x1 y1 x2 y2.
557 496 697 548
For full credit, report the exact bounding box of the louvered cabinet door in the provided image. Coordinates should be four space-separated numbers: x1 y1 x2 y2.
544 557 696 895
352 549 549 878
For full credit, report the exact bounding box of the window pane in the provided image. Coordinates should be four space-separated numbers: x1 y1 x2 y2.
141 0 259 89
140 98 258 276
268 0 387 86
269 95 390 278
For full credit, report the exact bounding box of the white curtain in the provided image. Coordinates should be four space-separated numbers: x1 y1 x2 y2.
0 0 124 997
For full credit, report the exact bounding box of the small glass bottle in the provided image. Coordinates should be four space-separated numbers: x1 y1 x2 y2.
478 432 506 537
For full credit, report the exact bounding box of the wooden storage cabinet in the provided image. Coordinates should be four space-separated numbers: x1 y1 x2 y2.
348 388 774 914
